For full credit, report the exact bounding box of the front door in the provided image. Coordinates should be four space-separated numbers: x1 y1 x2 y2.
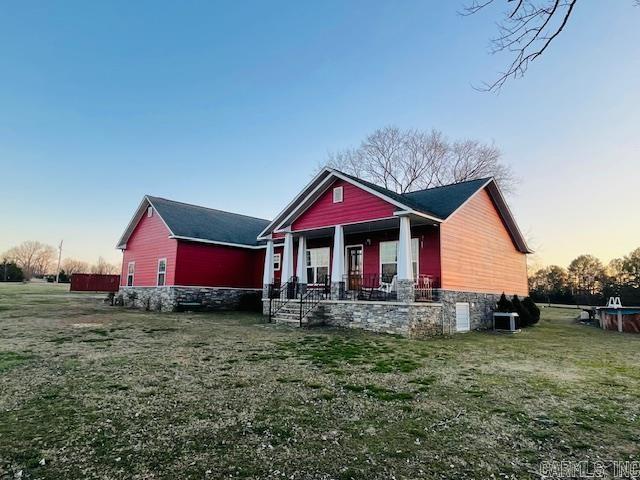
346 245 363 290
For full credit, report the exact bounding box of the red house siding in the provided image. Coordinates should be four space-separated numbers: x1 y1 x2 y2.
294 226 441 283
415 226 441 281
440 188 528 296
174 241 265 288
120 211 177 286
344 226 440 282
291 179 397 231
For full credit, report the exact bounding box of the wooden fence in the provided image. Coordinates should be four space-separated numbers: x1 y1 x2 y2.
70 274 120 292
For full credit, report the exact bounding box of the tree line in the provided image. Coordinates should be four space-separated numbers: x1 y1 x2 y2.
529 248 640 306
1 241 119 282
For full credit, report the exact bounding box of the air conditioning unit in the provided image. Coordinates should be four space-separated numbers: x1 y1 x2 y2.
493 312 520 332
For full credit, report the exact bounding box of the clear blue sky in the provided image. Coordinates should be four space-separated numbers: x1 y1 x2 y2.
1 1 638 267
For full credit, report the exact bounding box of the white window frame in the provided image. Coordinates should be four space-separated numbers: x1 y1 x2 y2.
127 261 135 287
147 206 153 217
273 253 281 272
378 238 419 281
306 247 331 285
157 258 167 286
332 186 343 203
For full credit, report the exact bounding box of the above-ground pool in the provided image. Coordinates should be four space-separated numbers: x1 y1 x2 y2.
598 308 640 333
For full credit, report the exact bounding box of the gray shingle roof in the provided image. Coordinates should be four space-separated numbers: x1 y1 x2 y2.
401 177 491 219
336 170 490 219
147 196 270 246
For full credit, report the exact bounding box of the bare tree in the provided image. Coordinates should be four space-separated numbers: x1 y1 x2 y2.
325 126 517 193
90 257 119 275
462 0 579 91
61 258 90 276
3 241 56 279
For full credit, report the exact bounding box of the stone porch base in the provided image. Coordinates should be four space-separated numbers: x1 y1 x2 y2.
262 289 505 337
439 290 502 332
311 300 444 338
118 286 262 312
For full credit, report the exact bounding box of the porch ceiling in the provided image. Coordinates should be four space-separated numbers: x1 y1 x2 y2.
290 215 438 240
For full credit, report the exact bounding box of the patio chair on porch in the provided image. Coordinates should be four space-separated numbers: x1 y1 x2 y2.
378 275 397 294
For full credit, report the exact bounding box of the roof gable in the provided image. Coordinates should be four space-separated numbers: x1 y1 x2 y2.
257 168 443 239
290 179 398 231
335 173 531 253
116 196 271 249
402 178 491 219
258 168 530 254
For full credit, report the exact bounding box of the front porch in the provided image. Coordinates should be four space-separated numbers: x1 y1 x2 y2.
264 213 441 292
262 214 444 329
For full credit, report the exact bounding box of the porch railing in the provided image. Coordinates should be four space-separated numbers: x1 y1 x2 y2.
339 273 441 302
298 280 331 326
414 275 440 302
267 276 330 323
268 276 300 322
340 273 397 302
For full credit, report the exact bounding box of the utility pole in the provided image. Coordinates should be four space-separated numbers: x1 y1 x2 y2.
55 240 63 283
3 259 7 282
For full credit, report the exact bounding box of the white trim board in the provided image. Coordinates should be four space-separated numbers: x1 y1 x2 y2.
274 215 400 235
169 235 269 250
257 168 334 239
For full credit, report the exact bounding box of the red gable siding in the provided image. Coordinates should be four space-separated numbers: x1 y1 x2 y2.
174 241 264 288
120 211 177 286
291 179 397 231
440 188 528 296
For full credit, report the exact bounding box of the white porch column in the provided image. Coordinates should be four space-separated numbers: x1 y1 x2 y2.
331 225 345 283
330 225 345 299
262 240 274 286
396 215 415 303
296 236 307 284
397 215 413 281
281 233 294 283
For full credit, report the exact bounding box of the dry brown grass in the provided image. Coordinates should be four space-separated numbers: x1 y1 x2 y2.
1 283 639 479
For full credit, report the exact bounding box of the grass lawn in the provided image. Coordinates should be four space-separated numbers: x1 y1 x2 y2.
1 283 639 479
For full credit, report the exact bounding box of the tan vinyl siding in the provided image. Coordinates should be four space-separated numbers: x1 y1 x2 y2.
440 188 528 296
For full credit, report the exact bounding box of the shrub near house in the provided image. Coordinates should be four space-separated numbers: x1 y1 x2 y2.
495 293 540 329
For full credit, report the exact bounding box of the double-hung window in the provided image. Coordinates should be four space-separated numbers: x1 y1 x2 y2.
157 258 167 286
306 247 330 284
379 239 419 282
273 253 281 271
127 262 135 286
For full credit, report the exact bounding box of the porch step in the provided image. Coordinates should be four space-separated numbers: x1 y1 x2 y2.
274 303 301 314
274 311 300 320
273 316 308 327
270 297 324 327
